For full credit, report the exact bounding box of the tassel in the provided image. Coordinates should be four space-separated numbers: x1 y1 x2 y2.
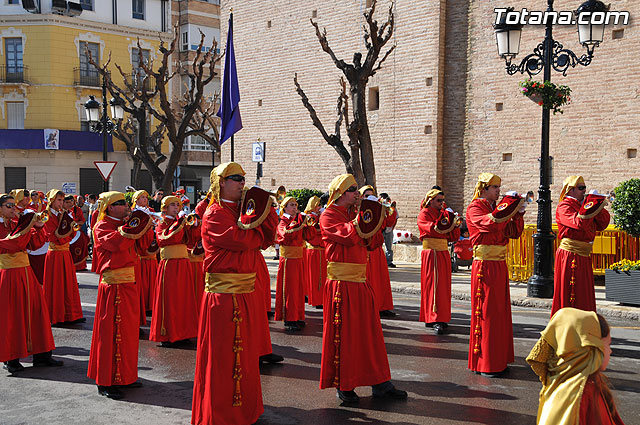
332 281 342 388
231 294 243 407
473 263 484 355
569 258 577 305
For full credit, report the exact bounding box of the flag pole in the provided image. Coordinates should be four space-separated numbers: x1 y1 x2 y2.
231 135 234 161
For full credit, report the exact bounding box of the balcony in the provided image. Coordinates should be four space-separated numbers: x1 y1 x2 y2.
74 67 100 87
127 72 153 93
0 65 29 84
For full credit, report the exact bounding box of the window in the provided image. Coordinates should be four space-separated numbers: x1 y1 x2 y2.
368 87 379 111
4 167 26 193
4 38 23 82
80 119 90 132
185 134 213 152
7 102 24 129
132 0 145 20
80 168 103 197
181 31 188 51
79 41 99 86
8 0 20 5
131 48 150 89
80 0 93 10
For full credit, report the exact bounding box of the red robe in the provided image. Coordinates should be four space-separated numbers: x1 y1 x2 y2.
135 225 157 324
552 197 610 316
0 218 55 362
26 202 47 285
192 201 277 425
43 209 83 324
319 204 391 391
366 210 397 312
466 198 524 373
256 254 272 314
70 205 89 271
579 375 626 425
90 209 100 274
274 214 306 322
303 223 325 307
87 216 140 386
149 216 198 343
417 206 460 324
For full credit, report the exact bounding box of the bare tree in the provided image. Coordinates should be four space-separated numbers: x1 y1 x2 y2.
294 0 395 187
90 26 221 192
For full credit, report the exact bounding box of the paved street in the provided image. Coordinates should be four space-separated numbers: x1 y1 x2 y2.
2 263 639 425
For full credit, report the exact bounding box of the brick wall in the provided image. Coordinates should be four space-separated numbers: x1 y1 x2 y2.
220 0 640 231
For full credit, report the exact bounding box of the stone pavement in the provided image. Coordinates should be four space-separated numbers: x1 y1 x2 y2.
263 256 640 322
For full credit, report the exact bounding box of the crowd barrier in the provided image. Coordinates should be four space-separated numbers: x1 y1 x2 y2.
506 225 640 282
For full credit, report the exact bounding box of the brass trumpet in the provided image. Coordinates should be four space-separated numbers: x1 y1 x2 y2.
305 213 318 227
72 221 81 231
185 213 199 226
36 210 49 223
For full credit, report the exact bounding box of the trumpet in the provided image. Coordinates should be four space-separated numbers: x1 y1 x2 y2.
305 213 319 227
72 221 81 231
35 210 49 223
454 215 463 227
185 213 199 226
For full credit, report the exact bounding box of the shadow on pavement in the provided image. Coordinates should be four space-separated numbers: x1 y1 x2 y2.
259 405 415 425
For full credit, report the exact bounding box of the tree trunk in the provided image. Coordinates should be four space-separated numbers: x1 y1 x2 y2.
352 81 376 188
131 159 142 188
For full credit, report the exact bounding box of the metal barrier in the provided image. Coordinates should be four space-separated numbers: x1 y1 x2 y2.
507 224 639 282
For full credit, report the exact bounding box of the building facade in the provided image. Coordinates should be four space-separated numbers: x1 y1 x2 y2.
218 0 639 231
0 0 171 197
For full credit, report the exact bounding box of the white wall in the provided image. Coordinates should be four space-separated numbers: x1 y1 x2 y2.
0 1 171 34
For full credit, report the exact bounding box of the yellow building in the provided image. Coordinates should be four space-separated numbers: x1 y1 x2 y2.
0 2 171 195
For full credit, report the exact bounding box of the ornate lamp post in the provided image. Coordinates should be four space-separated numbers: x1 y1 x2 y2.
84 79 124 192
494 0 608 298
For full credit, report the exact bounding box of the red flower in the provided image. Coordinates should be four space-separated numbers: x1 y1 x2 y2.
538 101 543 106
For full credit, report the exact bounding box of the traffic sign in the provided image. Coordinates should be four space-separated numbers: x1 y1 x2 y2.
94 161 118 182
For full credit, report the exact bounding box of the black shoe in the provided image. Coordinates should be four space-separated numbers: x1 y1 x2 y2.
70 317 86 324
478 367 509 378
97 385 124 400
177 339 192 346
160 341 180 348
337 389 359 403
315 305 323 310
433 323 445 335
373 387 408 400
33 352 64 368
260 353 284 364
118 381 143 388
296 320 306 328
388 263 397 268
267 311 275 319
379 310 397 318
284 321 301 331
3 359 25 374
272 256 279 260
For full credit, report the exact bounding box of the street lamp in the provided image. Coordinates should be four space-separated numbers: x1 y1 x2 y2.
494 0 608 298
84 79 123 192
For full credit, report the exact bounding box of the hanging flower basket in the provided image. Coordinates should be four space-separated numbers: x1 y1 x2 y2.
519 79 571 115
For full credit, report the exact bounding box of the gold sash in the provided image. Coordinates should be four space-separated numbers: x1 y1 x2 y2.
138 254 157 261
281 245 303 259
559 238 593 258
205 272 256 294
160 244 188 260
304 242 324 251
189 253 204 263
326 261 367 283
48 242 69 251
0 251 30 269
101 266 135 284
473 244 507 261
422 238 449 251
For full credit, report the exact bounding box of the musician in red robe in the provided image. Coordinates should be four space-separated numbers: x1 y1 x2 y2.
21 190 47 285
274 196 307 331
67 195 89 272
303 196 325 308
42 189 84 325
359 186 397 318
149 196 198 347
418 188 461 334
9 189 30 217
88 191 150 400
319 174 407 403
1 194 63 374
466 173 525 377
192 162 279 425
131 190 158 324
552 176 610 316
